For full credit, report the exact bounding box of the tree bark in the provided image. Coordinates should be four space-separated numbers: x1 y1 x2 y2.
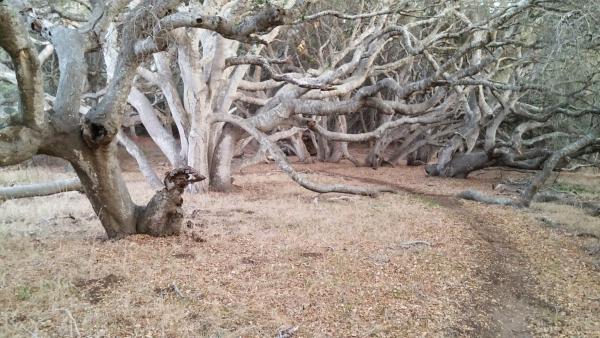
137 166 205 236
290 132 312 162
210 123 243 191
426 151 494 178
128 87 183 168
520 135 599 206
210 114 396 196
117 132 163 189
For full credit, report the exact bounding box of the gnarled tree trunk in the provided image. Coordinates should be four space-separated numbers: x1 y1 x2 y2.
0 0 209 238
425 151 494 178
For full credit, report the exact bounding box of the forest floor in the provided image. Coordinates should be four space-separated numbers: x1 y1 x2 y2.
0 141 599 337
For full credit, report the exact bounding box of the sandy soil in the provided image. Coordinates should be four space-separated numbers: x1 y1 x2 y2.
0 146 599 337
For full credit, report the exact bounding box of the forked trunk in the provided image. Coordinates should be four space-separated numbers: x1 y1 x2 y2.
70 142 139 237
43 137 204 238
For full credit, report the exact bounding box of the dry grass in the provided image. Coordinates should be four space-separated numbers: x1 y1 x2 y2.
0 165 72 186
531 203 600 237
0 153 599 337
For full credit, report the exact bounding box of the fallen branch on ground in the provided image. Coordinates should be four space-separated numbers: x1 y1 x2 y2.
456 189 516 206
458 188 600 216
325 195 362 202
398 240 431 249
276 326 299 338
560 163 600 172
520 135 600 206
535 191 600 216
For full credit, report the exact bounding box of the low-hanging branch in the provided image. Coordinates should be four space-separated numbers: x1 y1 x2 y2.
209 114 397 197
520 134 600 206
0 178 82 201
134 5 288 53
134 3 409 54
456 135 600 208
309 112 452 142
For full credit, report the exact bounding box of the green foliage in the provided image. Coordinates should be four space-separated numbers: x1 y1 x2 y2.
15 286 32 301
253 0 271 6
415 196 441 208
0 82 18 128
552 182 599 195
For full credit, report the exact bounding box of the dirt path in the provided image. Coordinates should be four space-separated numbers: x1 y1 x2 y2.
313 169 562 336
441 201 543 337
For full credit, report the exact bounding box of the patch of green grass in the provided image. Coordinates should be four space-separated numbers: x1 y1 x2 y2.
15 286 32 301
415 196 441 208
552 182 599 195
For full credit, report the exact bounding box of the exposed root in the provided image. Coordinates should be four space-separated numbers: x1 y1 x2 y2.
456 189 516 206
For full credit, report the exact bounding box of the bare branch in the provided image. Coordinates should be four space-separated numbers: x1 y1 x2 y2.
309 112 450 142
457 190 515 206
520 135 600 206
226 56 332 90
0 178 82 200
135 4 287 54
290 8 399 25
210 114 396 197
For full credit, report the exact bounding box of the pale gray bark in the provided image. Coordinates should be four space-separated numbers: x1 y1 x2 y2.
311 113 449 143
1 0 205 238
210 114 396 196
457 190 515 206
137 52 190 160
210 123 242 191
117 132 162 189
520 135 600 206
0 3 46 166
290 132 311 162
0 178 82 200
128 87 183 167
